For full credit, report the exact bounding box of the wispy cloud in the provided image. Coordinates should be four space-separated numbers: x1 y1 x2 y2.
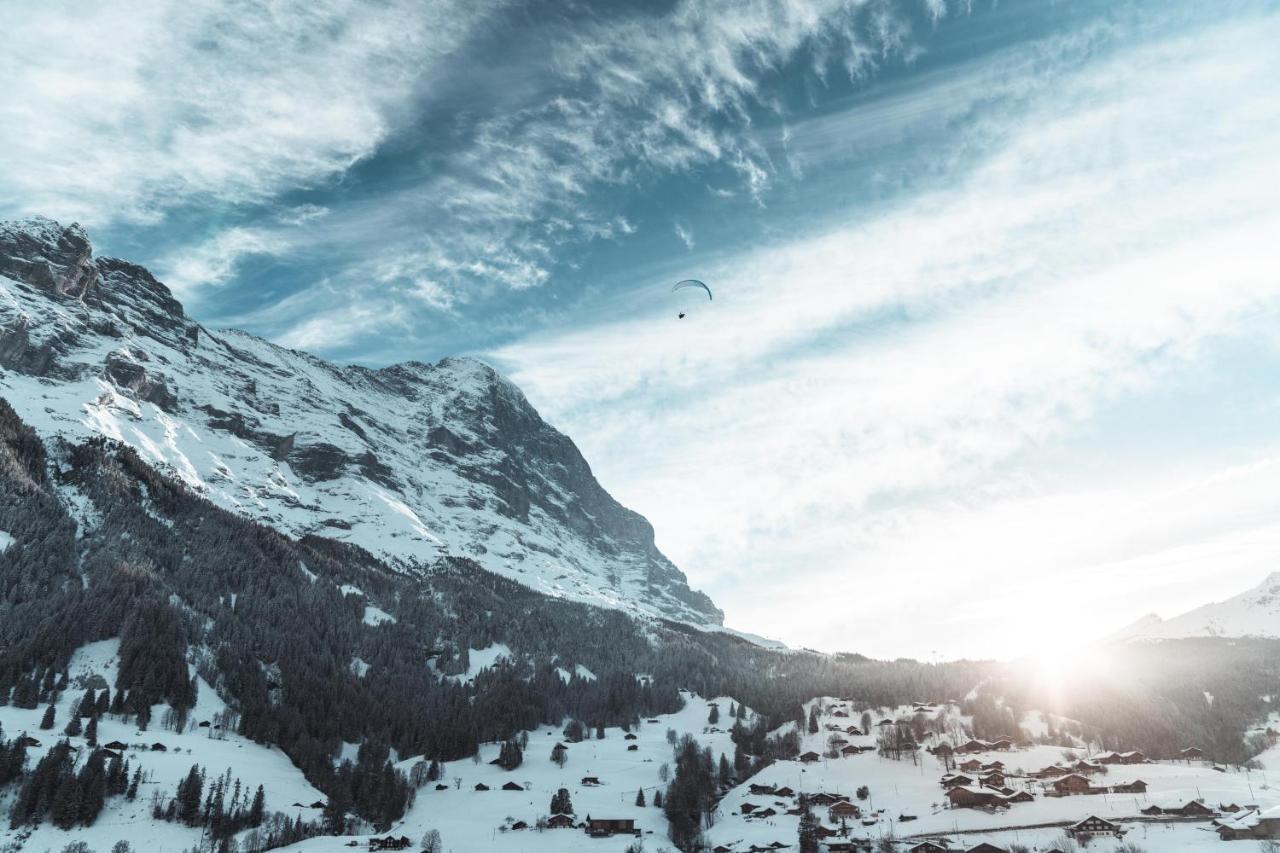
0 0 502 226
493 10 1280 657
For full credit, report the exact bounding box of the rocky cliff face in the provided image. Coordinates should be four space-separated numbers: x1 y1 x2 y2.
0 216 721 625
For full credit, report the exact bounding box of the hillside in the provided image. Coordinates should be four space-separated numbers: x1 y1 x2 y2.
1114 572 1280 641
0 216 718 626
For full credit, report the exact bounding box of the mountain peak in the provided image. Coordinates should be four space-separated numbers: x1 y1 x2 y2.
1114 572 1280 642
0 216 721 626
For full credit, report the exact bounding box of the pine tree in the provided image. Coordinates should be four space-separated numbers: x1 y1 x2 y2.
708 704 720 725
808 705 819 735
126 769 141 800
176 764 203 825
549 787 574 815
653 789 663 808
64 716 82 737
77 689 96 718
635 787 646 807
40 704 56 730
798 793 819 853
249 784 265 826
85 717 98 747
718 753 732 787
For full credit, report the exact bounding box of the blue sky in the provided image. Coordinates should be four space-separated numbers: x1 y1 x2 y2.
3 0 1280 658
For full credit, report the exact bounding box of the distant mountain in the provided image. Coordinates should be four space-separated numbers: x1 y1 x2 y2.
1112 572 1280 641
0 216 719 625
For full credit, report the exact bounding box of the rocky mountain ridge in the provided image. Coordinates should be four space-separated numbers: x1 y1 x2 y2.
0 216 720 625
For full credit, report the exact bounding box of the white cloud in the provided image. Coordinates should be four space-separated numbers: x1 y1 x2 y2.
493 11 1280 658
0 0 501 227
159 227 288 297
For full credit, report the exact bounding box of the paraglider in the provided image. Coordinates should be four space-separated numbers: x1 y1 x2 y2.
673 279 711 318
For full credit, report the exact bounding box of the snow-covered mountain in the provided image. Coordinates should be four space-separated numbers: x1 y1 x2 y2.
1113 572 1280 641
0 216 719 625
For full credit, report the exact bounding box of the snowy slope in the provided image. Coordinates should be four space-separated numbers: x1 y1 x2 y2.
0 640 323 853
0 216 719 626
1113 572 1280 641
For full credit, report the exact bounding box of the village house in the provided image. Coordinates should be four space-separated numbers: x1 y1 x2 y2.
585 817 637 837
474 782 489 791
1180 746 1205 760
581 776 601 786
1217 805 1280 840
958 759 983 772
799 750 822 763
907 843 949 853
546 813 576 829
1033 765 1071 779
958 739 991 753
941 774 976 789
809 793 842 806
501 781 523 791
965 844 1008 853
368 837 412 851
987 738 1014 751
750 783 777 795
1109 779 1148 794
829 800 860 820
1073 759 1103 774
946 786 1001 809
977 771 1006 788
752 808 777 819
741 803 759 814
774 786 796 797
1045 774 1092 795
103 740 128 751
1066 816 1124 840
1003 790 1035 804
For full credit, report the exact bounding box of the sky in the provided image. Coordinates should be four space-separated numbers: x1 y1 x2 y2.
3 0 1280 660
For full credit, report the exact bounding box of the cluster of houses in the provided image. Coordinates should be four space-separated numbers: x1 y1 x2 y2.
1216 805 1280 840
940 756 1036 811
541 814 639 836
902 816 1126 852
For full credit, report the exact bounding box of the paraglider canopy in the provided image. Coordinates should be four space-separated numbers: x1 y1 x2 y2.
673 279 711 318
672 279 712 300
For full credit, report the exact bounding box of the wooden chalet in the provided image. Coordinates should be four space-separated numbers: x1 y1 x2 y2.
741 803 759 814
1003 790 1034 804
774 787 796 797
150 742 167 751
753 808 777 819
957 739 990 753
829 800 860 819
103 740 128 751
977 771 1006 788
958 759 983 772
368 837 411 851
1176 800 1215 817
627 744 638 751
585 817 637 837
1140 804 1164 816
932 742 954 756
1109 779 1147 794
473 782 489 791
1095 751 1124 765
799 750 822 763
965 845 1008 853
941 773 976 789
980 761 1004 771
750 783 778 795
546 813 576 829
1180 746 1205 760
907 843 949 853
624 733 637 740
987 738 1014 751
809 792 842 806
1034 765 1072 779
511 821 528 830
580 776 601 786
1045 773 1092 795
1117 750 1146 764
434 783 448 791
1066 816 1123 839
1072 759 1103 774
1217 806 1280 840
845 725 863 736
501 781 523 791
945 786 1001 809
815 825 839 839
